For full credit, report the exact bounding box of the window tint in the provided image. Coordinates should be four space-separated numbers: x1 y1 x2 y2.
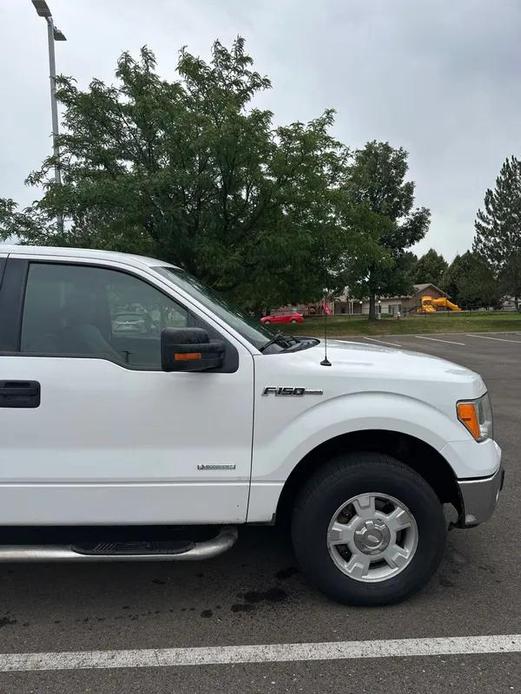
21 263 189 368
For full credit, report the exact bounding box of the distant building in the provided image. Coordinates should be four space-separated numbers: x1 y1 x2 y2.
270 283 449 318
334 283 448 316
500 296 519 312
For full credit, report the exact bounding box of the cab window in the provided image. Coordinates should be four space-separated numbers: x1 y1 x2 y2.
20 262 189 369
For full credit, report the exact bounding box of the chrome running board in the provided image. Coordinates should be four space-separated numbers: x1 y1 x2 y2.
0 526 238 562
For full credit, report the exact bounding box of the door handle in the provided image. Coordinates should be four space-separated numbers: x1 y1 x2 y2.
0 381 41 408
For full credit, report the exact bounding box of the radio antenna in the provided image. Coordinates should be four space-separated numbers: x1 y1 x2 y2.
320 294 332 367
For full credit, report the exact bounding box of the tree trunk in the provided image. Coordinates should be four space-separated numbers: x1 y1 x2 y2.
368 293 377 320
515 295 519 312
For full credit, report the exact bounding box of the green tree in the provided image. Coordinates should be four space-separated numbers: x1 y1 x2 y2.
413 248 448 287
474 155 521 308
0 39 349 310
442 252 501 310
499 252 521 309
341 141 430 319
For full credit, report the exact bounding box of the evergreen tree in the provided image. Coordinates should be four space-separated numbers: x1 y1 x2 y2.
499 252 521 308
474 156 521 308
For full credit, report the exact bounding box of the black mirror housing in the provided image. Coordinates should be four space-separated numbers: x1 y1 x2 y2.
161 327 225 372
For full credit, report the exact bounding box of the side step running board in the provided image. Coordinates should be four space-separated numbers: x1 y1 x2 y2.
0 526 238 562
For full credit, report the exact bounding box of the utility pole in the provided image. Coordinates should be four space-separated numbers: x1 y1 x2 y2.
31 0 66 233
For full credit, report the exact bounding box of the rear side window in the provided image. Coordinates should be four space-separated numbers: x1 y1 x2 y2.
21 263 189 368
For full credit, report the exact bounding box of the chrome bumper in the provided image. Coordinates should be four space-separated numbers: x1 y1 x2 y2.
457 464 505 528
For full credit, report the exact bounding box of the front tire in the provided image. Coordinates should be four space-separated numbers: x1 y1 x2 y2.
291 452 447 606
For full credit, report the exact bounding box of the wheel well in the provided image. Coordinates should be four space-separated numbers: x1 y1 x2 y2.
276 430 462 524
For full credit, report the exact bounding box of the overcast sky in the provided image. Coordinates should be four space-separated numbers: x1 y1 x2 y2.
1 0 520 260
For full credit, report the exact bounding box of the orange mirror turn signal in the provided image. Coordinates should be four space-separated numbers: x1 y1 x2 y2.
174 352 202 361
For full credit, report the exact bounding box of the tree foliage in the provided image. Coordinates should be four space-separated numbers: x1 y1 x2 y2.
499 252 521 309
474 155 521 306
341 141 430 318
0 39 349 309
0 40 430 314
413 248 448 287
442 252 501 310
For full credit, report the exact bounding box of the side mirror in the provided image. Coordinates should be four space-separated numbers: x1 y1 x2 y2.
161 327 225 372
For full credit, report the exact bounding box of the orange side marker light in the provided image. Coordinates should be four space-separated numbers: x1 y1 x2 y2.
457 402 480 440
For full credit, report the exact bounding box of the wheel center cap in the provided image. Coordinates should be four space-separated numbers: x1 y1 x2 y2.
353 519 391 554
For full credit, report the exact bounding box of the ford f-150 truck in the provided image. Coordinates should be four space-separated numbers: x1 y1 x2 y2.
0 246 504 605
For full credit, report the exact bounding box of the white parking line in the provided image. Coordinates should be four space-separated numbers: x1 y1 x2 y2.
363 336 401 347
466 334 521 344
0 635 519 672
414 335 466 346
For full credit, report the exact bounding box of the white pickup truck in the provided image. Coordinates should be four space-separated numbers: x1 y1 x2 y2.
0 246 503 605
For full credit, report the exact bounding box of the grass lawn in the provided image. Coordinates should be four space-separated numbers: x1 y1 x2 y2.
284 311 521 337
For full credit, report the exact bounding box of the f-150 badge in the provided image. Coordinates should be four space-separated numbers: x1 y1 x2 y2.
262 387 323 396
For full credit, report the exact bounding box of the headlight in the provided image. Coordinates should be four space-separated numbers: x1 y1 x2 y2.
457 393 494 442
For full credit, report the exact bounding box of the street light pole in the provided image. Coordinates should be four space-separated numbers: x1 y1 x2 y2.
31 0 66 233
46 15 61 188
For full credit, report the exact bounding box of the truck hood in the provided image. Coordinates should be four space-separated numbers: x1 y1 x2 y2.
256 339 486 412
310 339 478 383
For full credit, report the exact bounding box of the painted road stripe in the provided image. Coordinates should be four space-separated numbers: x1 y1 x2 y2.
0 635 519 672
466 334 521 344
414 335 465 346
363 336 401 347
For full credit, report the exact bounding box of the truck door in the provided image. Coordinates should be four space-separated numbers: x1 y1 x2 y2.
0 257 254 525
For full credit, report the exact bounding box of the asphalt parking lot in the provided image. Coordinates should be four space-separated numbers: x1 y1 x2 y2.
0 332 519 693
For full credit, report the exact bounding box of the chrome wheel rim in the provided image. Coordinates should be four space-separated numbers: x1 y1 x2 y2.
326 493 418 583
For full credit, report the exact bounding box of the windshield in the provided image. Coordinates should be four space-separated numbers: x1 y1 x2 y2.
155 266 279 351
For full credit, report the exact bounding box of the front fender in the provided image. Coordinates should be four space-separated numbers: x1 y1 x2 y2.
247 391 472 522
254 391 468 481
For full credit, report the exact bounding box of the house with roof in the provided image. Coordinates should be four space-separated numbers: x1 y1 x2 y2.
334 283 448 316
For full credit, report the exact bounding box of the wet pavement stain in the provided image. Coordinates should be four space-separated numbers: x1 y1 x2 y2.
243 587 287 604
0 616 17 629
275 566 299 580
201 609 213 618
439 575 455 587
230 586 289 613
231 603 255 613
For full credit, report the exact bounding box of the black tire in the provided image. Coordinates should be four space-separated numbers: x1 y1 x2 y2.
291 452 447 606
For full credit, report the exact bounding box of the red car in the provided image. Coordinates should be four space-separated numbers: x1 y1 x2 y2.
260 311 304 326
